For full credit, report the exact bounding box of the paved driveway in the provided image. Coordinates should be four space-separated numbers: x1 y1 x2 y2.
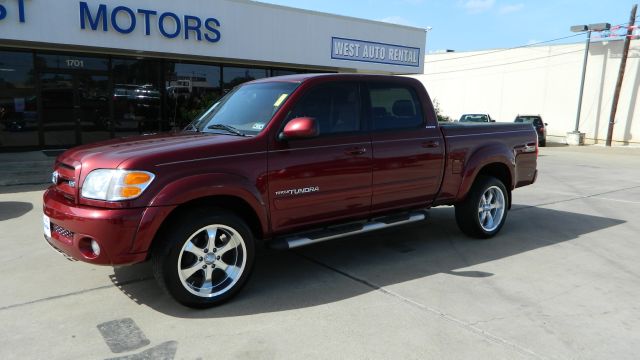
1 144 639 359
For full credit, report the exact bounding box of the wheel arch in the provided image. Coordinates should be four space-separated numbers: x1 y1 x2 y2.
132 173 270 256
456 144 515 207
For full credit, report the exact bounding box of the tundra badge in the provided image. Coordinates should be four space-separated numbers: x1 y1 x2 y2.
275 186 320 197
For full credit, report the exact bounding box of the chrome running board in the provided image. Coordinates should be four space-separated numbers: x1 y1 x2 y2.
270 210 428 250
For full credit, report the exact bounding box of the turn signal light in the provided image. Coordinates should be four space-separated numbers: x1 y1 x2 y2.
124 172 152 185
120 187 142 198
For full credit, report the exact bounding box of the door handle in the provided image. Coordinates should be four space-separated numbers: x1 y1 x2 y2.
422 140 440 148
345 147 367 156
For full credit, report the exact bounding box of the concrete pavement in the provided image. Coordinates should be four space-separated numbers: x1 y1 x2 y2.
1 144 639 359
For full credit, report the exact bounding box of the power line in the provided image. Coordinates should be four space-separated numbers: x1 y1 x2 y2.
426 16 640 64
424 48 585 75
426 33 586 63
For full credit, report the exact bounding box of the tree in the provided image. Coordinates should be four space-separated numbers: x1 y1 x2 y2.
433 99 452 123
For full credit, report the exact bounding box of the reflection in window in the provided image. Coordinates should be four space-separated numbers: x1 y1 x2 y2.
0 50 38 148
112 58 162 136
165 62 222 129
271 69 304 77
223 67 268 92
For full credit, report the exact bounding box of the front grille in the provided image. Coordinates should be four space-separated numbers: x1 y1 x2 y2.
52 223 75 240
53 161 78 203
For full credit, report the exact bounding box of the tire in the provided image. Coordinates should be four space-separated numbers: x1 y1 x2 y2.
455 176 509 239
539 139 546 147
152 208 255 308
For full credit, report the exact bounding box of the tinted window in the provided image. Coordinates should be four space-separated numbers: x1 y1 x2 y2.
0 51 35 89
36 54 109 71
369 85 423 130
223 67 269 92
287 83 361 136
112 58 163 135
166 62 222 129
0 50 38 148
272 69 304 77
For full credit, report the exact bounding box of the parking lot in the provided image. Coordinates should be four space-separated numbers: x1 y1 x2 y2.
1 144 639 359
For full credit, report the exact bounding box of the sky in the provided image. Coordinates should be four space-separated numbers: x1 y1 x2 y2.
258 0 640 52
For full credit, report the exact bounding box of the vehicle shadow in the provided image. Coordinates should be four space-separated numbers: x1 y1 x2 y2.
0 201 34 221
111 205 624 318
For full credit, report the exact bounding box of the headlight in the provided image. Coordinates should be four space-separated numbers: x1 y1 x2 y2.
81 169 155 201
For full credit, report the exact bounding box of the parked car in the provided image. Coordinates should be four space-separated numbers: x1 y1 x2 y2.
43 74 538 308
459 113 495 123
515 115 547 146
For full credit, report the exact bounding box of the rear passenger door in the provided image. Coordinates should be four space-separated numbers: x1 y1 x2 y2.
366 81 445 213
267 82 372 234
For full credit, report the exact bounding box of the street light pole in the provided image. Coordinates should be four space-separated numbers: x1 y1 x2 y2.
425 27 433 54
567 23 610 145
573 30 591 133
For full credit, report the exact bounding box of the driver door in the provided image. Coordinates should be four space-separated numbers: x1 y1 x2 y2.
267 82 372 234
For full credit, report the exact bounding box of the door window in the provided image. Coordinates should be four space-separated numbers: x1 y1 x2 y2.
368 85 423 130
287 83 361 136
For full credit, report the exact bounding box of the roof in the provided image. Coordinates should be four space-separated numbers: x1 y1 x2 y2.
250 73 413 84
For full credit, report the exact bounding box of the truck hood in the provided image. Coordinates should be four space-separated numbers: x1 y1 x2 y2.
57 131 255 172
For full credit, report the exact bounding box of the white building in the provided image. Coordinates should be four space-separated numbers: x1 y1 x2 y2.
411 39 640 145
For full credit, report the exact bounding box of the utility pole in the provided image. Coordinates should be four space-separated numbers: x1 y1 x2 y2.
606 4 637 147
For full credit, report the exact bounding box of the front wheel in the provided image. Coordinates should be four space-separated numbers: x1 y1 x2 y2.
455 176 509 239
152 209 255 308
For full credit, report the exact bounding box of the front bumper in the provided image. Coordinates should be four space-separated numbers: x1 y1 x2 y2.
43 188 150 265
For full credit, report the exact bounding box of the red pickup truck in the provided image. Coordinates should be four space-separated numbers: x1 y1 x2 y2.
43 74 538 307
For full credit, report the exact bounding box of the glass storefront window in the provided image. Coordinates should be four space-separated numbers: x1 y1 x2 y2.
0 50 38 148
0 48 319 150
0 51 36 89
112 58 162 137
271 69 304 77
223 67 268 92
165 62 222 129
35 54 109 72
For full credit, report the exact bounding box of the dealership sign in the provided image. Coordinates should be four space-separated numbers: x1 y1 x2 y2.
0 0 26 23
0 0 221 43
332 37 420 67
79 2 221 43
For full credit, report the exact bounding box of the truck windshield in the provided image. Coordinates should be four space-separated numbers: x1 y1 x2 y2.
190 82 300 136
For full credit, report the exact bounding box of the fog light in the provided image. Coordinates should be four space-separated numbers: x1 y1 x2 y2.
90 239 101 256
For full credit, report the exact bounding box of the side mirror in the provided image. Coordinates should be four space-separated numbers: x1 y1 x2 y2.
279 117 318 141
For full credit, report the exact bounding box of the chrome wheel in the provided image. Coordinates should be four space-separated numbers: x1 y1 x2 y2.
177 224 247 298
477 186 505 232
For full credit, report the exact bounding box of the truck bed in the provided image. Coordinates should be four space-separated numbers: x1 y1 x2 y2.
435 122 538 205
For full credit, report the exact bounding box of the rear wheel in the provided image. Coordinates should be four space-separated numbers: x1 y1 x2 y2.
152 209 255 308
455 176 508 239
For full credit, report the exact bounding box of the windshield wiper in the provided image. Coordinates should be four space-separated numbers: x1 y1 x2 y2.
207 124 246 137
